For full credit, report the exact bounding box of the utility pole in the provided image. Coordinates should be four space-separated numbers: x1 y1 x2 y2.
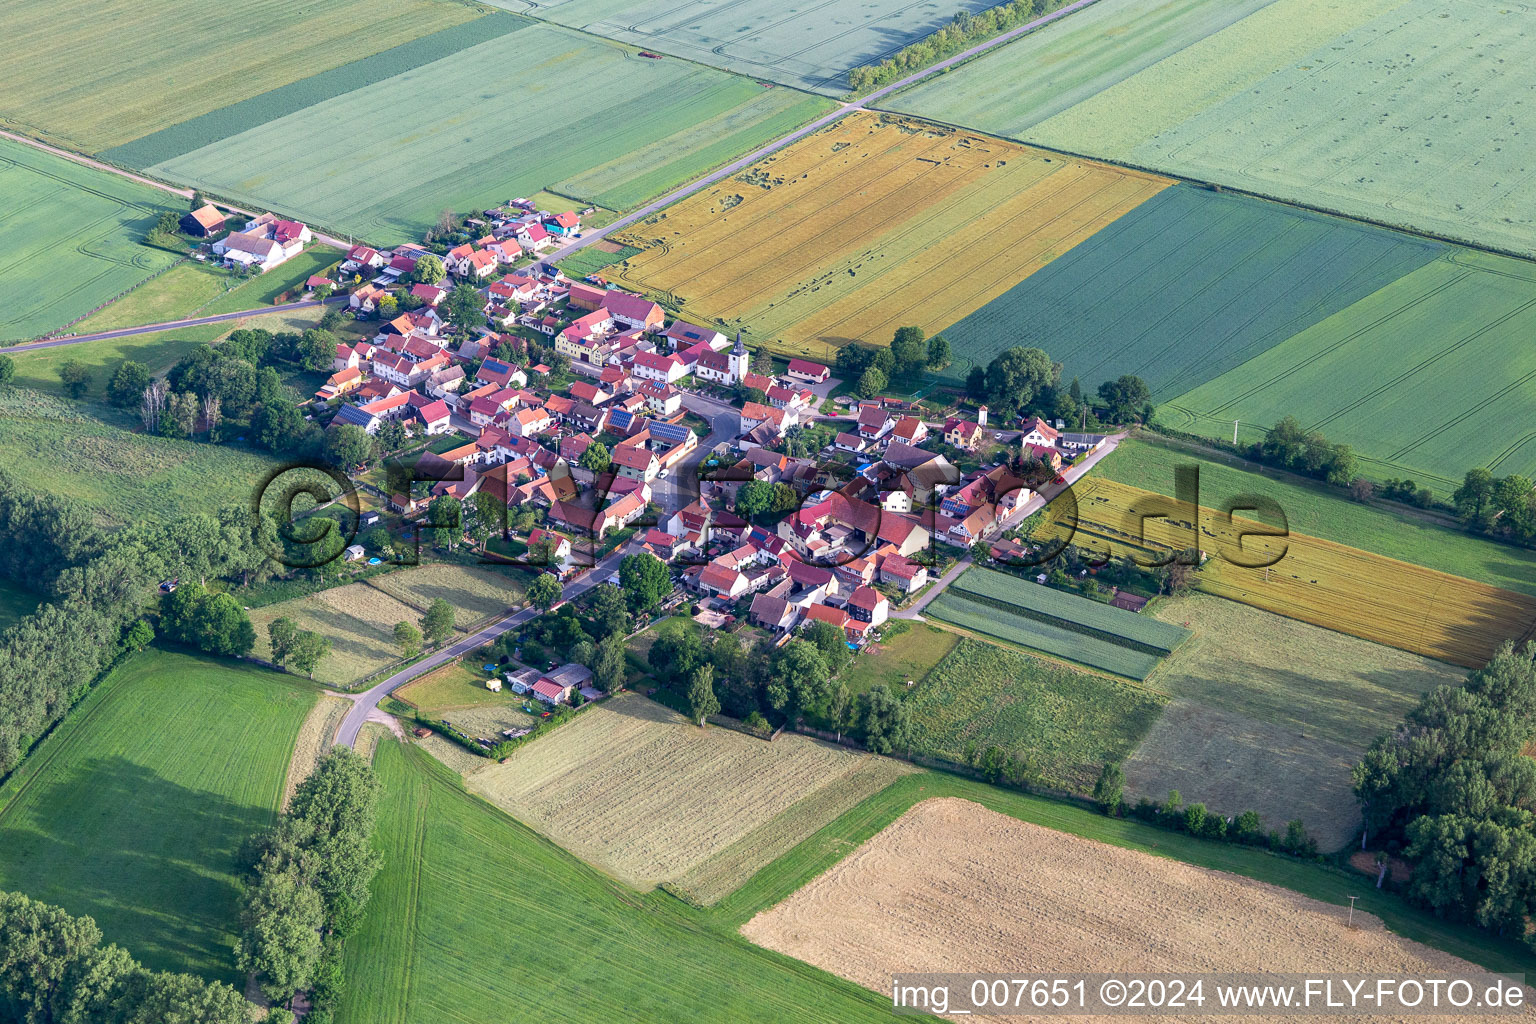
1346 895 1359 929
1233 419 1239 445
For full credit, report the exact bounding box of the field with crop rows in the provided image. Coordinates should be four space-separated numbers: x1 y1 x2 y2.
936 185 1445 391
1044 477 1536 667
0 140 181 341
249 583 430 686
891 0 1277 135
929 0 1535 256
927 591 1162 679
1159 249 1536 485
0 0 476 152
366 562 525 628
147 24 831 243
497 0 1005 94
466 693 882 888
336 741 909 1024
903 639 1166 794
1094 439 1536 597
0 649 314 981
951 567 1190 652
611 112 1169 359
1125 596 1462 849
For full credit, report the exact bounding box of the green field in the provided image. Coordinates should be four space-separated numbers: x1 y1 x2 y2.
147 24 833 242
0 0 477 152
0 648 315 981
917 0 1535 257
493 0 1005 94
0 140 181 341
901 638 1166 793
1124 595 1462 849
928 592 1163 679
1159 249 1536 485
557 243 643 280
934 185 1445 393
0 388 286 525
1095 438 1536 597
950 567 1191 652
335 740 914 1024
0 577 42 633
891 0 1277 134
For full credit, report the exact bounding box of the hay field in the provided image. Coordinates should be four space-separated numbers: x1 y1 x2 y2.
249 584 427 686
281 695 352 810
1046 477 1536 667
0 0 476 152
466 693 884 889
1124 596 1462 849
0 140 179 341
499 0 1004 94
366 562 525 628
936 184 1444 391
743 797 1494 1023
610 112 1170 359
147 24 831 243
1160 249 1536 485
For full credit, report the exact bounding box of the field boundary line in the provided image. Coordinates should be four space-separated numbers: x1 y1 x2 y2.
0 661 132 820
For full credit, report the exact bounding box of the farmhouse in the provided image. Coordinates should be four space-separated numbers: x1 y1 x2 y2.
213 231 287 271
181 204 225 237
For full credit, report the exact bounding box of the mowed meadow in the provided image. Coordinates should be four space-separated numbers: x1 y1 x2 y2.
0 0 477 152
895 0 1536 256
0 141 180 341
141 22 832 243
611 112 1171 359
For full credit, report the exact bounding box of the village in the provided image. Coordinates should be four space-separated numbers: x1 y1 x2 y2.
224 197 1118 709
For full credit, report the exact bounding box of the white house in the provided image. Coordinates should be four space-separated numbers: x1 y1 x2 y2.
630 350 688 384
213 231 288 271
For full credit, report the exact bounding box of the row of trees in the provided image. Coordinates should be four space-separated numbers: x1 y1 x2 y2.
848 0 1067 92
268 617 333 678
391 598 456 659
0 891 275 1024
235 749 382 1017
1353 643 1536 943
1453 469 1536 547
1254 416 1358 486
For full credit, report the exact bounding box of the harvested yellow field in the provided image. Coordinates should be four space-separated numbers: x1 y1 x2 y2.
366 562 524 628
249 584 427 686
1047 478 1536 667
743 798 1489 1024
281 695 351 809
610 112 1170 358
466 693 887 890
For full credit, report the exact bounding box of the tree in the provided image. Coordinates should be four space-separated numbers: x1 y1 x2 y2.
160 584 255 656
374 418 409 452
443 284 486 332
736 479 773 517
268 617 299 667
297 328 336 372
766 639 832 725
927 334 951 370
686 663 719 725
578 441 611 475
649 627 702 679
528 573 561 611
890 326 927 377
855 684 910 754
58 359 91 399
393 621 422 658
376 293 399 319
107 360 151 408
0 354 13 388
587 584 629 641
235 869 325 1004
619 552 671 614
469 491 504 551
1453 468 1496 529
251 401 312 454
120 618 155 653
983 346 1054 418
1097 375 1150 423
421 599 455 646
856 365 887 399
288 631 331 680
1348 477 1375 502
411 253 446 285
424 494 461 552
801 619 851 677
1260 416 1307 468
324 423 375 470
591 633 627 693
1093 761 1125 813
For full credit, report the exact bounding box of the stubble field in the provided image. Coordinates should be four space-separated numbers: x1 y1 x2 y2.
249 583 430 687
610 112 1170 359
742 797 1494 1023
465 693 894 889
365 562 526 628
1046 477 1536 667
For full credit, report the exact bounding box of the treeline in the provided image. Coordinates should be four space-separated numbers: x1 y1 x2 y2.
1353 642 1536 945
1252 416 1357 486
848 0 1069 92
0 469 275 778
1453 468 1535 547
0 891 277 1024
958 343 1149 427
235 749 381 1020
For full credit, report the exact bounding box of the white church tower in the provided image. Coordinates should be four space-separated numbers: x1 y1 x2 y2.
728 331 750 384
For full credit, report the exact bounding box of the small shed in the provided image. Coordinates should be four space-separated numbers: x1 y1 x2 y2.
486 678 502 692
344 544 366 561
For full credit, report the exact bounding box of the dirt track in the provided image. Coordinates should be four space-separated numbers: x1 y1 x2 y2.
742 798 1516 1023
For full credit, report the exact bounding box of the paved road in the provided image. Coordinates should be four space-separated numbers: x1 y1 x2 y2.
543 0 1104 264
2 297 344 353
335 541 634 747
0 128 355 251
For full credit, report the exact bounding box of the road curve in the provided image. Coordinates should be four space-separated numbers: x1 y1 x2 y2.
2 297 344 353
